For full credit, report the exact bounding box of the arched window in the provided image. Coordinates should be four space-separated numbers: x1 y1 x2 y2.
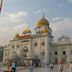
71 50 72 54
17 44 19 48
12 45 14 49
42 31 43 34
55 51 58 55
54 58 58 64
36 31 38 34
63 51 66 55
23 46 28 52
34 42 37 46
41 42 45 46
39 31 41 34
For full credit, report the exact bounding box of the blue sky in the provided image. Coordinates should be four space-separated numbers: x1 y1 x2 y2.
3 0 72 17
0 0 72 45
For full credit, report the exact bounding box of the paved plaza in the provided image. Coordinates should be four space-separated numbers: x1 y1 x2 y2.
0 65 71 72
16 67 69 72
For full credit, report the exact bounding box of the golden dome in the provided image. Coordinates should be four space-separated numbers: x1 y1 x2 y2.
23 28 31 34
14 33 20 40
42 29 48 33
15 33 20 38
38 15 49 27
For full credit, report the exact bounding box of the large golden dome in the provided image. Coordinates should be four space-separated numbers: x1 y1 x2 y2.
38 15 49 27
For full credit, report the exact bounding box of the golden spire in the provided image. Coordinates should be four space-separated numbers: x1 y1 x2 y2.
43 12 44 19
37 12 49 27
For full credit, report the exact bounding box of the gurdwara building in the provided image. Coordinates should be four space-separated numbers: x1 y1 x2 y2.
3 15 72 66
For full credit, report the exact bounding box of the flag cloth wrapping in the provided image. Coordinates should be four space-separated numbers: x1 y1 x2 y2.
0 0 3 13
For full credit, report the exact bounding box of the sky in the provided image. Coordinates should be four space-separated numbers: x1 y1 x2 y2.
0 0 72 45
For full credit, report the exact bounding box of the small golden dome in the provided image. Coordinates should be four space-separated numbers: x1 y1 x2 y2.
38 14 49 27
23 28 31 34
14 33 20 40
42 29 48 33
15 33 20 38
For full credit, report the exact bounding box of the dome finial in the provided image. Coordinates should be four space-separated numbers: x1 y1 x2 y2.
43 12 44 18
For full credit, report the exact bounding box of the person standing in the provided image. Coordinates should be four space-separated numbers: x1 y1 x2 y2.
69 62 72 72
11 61 17 72
50 63 54 72
7 61 12 72
59 63 63 72
28 63 34 72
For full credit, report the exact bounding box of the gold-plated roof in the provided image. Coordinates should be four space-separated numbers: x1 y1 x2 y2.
19 35 31 39
14 33 20 40
42 29 48 33
15 33 20 38
23 28 31 34
38 14 49 27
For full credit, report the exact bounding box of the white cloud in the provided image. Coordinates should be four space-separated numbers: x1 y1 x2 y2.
59 4 63 7
50 18 72 41
0 11 72 45
46 9 51 12
7 11 28 20
68 0 72 3
12 23 29 35
34 9 51 14
0 26 10 32
1 11 28 24
34 10 41 14
0 11 28 45
51 17 62 22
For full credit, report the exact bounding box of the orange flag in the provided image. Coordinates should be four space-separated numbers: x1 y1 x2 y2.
0 0 3 13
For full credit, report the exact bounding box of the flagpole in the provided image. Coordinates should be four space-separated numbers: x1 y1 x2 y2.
0 0 3 13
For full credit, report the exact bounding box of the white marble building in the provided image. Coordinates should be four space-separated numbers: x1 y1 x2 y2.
3 15 72 66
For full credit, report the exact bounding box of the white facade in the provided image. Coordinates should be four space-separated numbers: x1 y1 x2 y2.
3 15 72 65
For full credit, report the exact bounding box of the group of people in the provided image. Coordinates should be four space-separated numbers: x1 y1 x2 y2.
69 62 72 72
28 62 63 72
7 61 17 72
6 61 72 72
50 62 72 72
28 62 72 72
